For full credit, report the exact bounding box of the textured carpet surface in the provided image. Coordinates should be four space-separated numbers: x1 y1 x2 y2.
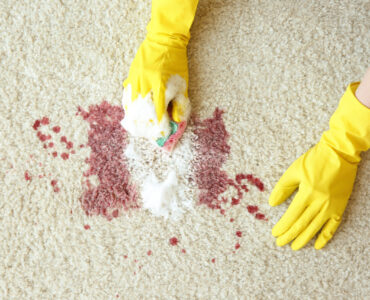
1 0 369 299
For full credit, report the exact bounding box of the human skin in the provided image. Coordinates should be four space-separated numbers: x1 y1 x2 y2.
355 67 370 108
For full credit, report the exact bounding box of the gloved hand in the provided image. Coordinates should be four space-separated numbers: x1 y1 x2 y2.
269 83 370 250
121 0 199 143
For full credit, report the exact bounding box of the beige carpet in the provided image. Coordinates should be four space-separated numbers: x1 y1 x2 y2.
1 0 369 299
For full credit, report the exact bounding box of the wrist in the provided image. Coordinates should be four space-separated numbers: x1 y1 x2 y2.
355 67 370 108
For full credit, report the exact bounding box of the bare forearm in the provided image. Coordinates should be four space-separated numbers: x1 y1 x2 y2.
355 67 370 108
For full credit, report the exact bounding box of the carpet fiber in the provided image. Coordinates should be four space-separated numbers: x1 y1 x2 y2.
1 0 369 299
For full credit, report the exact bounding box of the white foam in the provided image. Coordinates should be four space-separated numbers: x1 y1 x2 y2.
124 129 196 220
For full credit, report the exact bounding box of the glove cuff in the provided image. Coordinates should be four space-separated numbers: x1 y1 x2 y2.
146 0 199 48
321 82 370 163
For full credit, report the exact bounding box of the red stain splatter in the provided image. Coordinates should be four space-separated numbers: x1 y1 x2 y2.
79 144 85 148
61 153 69 160
169 237 178 246
255 213 266 220
51 180 57 186
33 120 41 130
236 231 242 237
147 250 152 256
61 136 67 143
236 173 264 192
25 171 32 181
41 117 50 125
52 126 61 133
52 152 58 157
84 225 90 230
37 131 50 142
192 109 231 209
211 258 216 263
48 142 54 148
247 205 259 214
230 218 234 222
235 243 240 250
67 141 73 149
181 249 186 254
124 255 128 259
77 101 137 220
192 109 266 220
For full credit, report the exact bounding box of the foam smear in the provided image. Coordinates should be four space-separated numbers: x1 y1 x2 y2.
124 129 196 220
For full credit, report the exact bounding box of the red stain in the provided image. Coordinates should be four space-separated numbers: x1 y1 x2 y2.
33 120 41 130
52 126 61 133
169 237 178 246
192 108 267 220
247 205 258 214
236 231 242 237
67 141 73 149
124 255 128 259
25 171 32 181
77 101 137 220
37 131 51 142
181 249 186 254
192 109 231 209
147 250 152 256
52 152 58 157
41 117 50 125
230 218 234 222
255 213 266 220
84 225 90 230
61 153 69 160
235 243 240 250
236 173 264 192
211 258 216 263
51 180 57 186
48 142 54 148
61 136 67 143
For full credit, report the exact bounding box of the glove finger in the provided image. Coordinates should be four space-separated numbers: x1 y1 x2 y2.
269 159 301 207
171 94 191 123
271 189 307 237
314 215 342 250
275 198 322 247
153 79 166 122
291 210 328 251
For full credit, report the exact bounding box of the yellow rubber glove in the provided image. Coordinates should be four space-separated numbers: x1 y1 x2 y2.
269 83 370 250
121 0 199 143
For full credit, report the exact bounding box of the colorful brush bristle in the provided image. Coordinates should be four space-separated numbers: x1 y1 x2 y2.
156 120 187 152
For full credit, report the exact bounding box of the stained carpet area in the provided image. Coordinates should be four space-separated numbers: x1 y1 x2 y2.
1 0 369 299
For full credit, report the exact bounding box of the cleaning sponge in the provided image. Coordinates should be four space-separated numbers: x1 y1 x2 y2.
156 120 187 152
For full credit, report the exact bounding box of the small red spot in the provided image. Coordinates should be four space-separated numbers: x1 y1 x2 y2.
169 237 178 246
112 209 119 218
211 258 216 263
61 153 69 160
247 205 259 214
48 142 54 148
43 144 48 149
61 136 67 143
235 243 240 250
67 141 73 149
79 144 85 148
38 175 43 178
220 209 225 215
52 126 61 133
241 184 249 192
134 259 138 263
25 171 32 181
147 250 152 256
70 210 72 214
52 151 58 157
33 120 41 130
41 117 49 125
116 295 119 298
231 198 240 206
236 231 242 237
84 225 90 230
255 213 266 220
53 187 60 193
124 255 128 259
71 150 76 154
181 249 186 254
37 131 49 142
230 218 234 222
51 180 57 186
